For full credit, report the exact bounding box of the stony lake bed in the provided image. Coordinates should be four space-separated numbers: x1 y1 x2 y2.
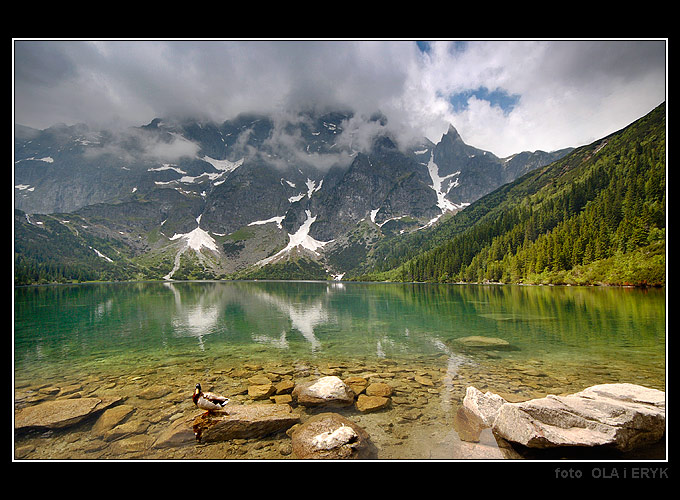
14 281 666 460
14 351 666 460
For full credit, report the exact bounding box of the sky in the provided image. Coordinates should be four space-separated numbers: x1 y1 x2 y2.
13 39 667 158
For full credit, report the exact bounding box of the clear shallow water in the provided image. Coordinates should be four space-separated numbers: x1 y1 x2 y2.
14 281 666 460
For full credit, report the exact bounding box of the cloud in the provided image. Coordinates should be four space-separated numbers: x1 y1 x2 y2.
82 126 200 163
14 39 666 157
410 40 666 155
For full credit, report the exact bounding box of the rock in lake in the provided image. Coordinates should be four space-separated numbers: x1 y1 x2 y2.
248 383 276 400
344 376 368 395
91 404 135 436
455 336 511 349
492 383 665 452
356 394 390 413
193 403 300 443
365 382 393 397
463 386 507 427
15 396 121 431
291 412 377 459
292 376 355 407
152 415 197 449
138 385 172 400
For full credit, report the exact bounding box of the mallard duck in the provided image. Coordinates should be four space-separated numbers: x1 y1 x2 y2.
193 383 230 411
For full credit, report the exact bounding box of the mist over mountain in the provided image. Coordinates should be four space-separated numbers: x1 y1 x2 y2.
14 107 572 283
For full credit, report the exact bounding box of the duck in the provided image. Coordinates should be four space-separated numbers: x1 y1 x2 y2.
193 383 230 412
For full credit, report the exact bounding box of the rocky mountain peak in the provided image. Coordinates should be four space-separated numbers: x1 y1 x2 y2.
443 124 463 143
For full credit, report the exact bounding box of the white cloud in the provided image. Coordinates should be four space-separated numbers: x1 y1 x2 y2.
14 39 666 157
406 40 666 156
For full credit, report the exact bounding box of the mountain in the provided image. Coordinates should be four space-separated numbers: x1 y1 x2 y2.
14 109 572 285
359 102 666 287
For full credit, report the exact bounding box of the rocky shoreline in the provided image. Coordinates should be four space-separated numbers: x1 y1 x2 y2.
15 357 666 460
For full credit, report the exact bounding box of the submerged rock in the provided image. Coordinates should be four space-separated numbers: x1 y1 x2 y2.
492 383 665 452
344 376 368 395
356 394 390 413
365 382 393 397
290 412 377 459
152 415 196 449
248 383 276 400
91 404 135 436
414 375 434 387
138 385 172 400
15 396 121 431
455 336 511 349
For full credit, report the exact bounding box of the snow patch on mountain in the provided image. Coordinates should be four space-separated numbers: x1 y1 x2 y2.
202 156 244 173
163 215 221 280
256 210 332 266
90 246 113 262
305 178 323 198
288 193 306 203
168 215 219 253
248 215 285 230
426 151 463 214
15 156 54 164
148 164 187 174
288 178 323 203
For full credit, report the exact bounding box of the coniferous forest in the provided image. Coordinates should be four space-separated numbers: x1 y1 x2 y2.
360 102 666 286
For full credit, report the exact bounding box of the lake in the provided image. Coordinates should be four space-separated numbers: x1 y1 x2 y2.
13 280 666 460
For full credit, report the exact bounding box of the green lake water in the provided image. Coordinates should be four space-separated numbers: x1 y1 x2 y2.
13 281 666 460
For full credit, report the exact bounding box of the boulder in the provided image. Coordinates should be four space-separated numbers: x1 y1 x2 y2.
492 383 665 452
14 396 121 431
290 412 377 459
463 386 507 427
453 406 486 442
192 403 300 443
292 376 355 407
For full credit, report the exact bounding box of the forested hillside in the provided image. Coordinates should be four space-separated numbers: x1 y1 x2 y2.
360 102 666 286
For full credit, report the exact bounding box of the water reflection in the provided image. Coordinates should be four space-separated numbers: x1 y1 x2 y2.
14 281 665 387
246 283 337 353
165 283 223 350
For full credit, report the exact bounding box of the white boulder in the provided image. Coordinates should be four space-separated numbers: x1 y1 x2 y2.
462 386 507 426
491 383 665 452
